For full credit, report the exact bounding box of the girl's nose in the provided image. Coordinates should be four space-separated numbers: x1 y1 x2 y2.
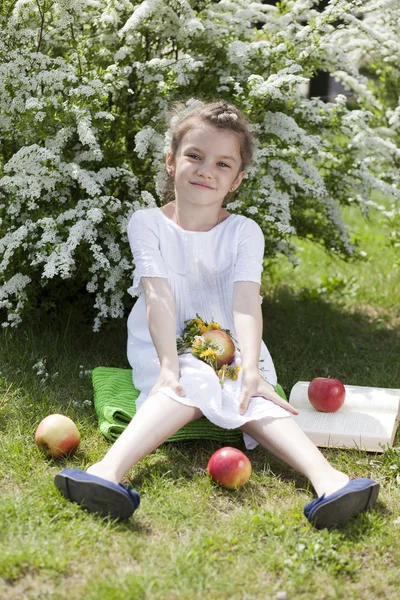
196 162 213 178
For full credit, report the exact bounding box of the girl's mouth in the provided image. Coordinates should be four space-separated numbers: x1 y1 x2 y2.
191 182 214 189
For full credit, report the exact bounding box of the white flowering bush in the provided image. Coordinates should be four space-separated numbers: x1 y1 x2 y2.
0 0 399 330
324 0 400 255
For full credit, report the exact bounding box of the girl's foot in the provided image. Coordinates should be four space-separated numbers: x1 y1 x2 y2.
313 469 350 498
54 468 140 519
86 461 119 485
304 477 380 529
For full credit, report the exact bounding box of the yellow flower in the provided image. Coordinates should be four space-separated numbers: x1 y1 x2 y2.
231 366 241 380
179 315 239 385
200 349 217 359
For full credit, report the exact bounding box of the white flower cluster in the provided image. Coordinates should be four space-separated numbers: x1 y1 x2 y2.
73 399 93 407
32 359 49 381
248 65 308 102
120 0 164 34
227 40 272 72
134 127 163 160
32 358 59 383
263 111 320 152
78 365 92 378
0 273 32 328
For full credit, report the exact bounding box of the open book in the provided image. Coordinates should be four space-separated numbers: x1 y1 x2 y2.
289 381 400 452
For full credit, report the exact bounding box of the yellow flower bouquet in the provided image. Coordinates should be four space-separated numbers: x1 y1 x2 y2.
176 314 241 387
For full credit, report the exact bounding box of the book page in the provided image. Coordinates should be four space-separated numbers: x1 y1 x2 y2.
292 409 394 438
290 381 400 413
299 430 394 453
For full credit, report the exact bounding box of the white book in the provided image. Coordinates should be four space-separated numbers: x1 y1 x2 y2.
289 381 400 453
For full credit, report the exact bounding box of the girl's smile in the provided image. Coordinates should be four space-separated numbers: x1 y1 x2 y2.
190 181 215 190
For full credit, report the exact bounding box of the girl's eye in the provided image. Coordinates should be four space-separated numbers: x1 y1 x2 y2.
186 154 230 168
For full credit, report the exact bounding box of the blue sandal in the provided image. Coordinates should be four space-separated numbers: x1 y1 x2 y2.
304 477 380 529
54 468 140 520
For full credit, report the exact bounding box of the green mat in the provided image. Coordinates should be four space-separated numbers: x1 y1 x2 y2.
92 366 287 444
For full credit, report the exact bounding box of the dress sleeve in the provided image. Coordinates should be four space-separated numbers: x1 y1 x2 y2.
126 210 168 297
233 218 265 284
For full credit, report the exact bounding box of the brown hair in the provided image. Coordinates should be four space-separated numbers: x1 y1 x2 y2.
162 100 254 206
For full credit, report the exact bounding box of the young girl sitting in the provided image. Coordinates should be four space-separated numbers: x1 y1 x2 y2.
55 100 379 529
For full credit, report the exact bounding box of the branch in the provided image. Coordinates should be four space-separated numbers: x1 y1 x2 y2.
35 0 46 53
69 20 83 78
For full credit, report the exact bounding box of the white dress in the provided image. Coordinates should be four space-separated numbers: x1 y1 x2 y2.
126 207 292 449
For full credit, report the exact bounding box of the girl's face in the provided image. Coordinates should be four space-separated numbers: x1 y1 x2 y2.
166 123 246 208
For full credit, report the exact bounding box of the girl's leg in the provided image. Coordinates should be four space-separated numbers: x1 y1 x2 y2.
87 392 203 484
240 416 350 497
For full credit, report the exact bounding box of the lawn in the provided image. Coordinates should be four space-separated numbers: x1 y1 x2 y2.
1 204 400 600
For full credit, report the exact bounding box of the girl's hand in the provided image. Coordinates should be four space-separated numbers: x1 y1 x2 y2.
239 370 299 416
148 365 186 398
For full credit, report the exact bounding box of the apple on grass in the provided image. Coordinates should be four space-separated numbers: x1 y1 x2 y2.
200 330 235 369
207 447 252 489
35 414 80 458
308 378 346 413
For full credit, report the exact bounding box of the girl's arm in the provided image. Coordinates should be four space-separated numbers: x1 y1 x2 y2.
233 281 298 416
232 281 262 371
142 277 185 397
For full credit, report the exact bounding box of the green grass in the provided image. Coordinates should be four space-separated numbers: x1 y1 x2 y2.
1 205 400 599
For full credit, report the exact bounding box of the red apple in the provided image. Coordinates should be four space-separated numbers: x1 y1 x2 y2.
207 446 252 489
308 378 346 412
35 414 80 458
201 330 235 368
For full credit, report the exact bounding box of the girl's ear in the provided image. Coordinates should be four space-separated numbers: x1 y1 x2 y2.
166 151 175 176
230 170 246 192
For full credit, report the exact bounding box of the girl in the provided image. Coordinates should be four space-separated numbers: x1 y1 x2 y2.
55 101 379 528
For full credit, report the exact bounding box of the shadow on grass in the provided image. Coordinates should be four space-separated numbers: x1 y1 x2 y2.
2 288 400 408
262 286 400 393
102 515 153 536
2 285 398 393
